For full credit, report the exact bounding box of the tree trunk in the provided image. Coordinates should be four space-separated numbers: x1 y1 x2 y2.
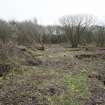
71 43 78 48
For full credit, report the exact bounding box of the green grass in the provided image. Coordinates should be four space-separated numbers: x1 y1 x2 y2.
47 71 90 105
62 71 90 105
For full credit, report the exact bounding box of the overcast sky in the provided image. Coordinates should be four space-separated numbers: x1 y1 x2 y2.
0 0 105 25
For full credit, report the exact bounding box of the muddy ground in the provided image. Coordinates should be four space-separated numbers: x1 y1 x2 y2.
0 44 105 105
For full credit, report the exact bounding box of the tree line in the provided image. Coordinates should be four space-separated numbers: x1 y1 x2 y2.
0 14 105 48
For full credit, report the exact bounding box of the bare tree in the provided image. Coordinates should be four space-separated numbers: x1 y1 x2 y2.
9 20 39 46
94 26 105 47
60 14 94 47
0 19 12 45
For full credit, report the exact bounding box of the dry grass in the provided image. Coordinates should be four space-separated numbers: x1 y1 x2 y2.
0 44 105 105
